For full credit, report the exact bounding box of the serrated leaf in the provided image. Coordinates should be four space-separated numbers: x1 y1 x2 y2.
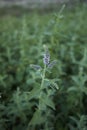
43 79 59 90
46 97 55 110
40 94 55 110
28 85 41 100
52 82 59 90
29 110 45 125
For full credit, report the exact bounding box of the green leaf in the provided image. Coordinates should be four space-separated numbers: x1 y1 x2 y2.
39 99 46 111
81 87 87 95
45 97 55 110
67 86 78 92
44 79 50 88
44 79 59 90
40 94 55 110
71 76 79 85
29 110 45 125
52 82 59 90
27 85 41 100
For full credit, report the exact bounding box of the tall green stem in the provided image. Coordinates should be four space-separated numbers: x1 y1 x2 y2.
38 64 46 110
40 64 46 90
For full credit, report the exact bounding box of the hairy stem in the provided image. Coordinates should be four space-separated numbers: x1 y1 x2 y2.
38 64 46 110
41 64 46 90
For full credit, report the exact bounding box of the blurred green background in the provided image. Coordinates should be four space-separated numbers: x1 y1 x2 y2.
0 1 87 130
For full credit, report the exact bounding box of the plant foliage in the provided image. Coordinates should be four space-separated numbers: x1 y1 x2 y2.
0 4 87 130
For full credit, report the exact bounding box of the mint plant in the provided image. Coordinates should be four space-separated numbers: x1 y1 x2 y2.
27 45 58 130
0 5 87 130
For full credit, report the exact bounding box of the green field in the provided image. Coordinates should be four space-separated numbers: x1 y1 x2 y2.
0 4 87 130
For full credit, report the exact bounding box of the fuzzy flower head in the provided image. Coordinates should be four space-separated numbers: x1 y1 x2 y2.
30 45 56 71
43 48 50 65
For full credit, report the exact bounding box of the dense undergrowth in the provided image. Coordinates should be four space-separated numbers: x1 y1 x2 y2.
0 4 87 130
